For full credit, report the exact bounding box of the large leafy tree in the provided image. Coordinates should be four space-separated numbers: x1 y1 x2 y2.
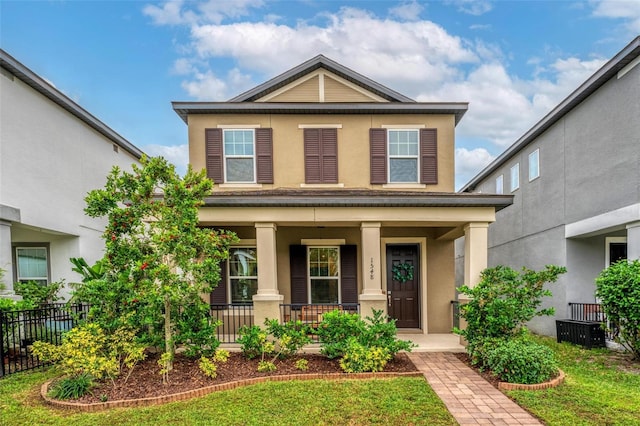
80 156 237 380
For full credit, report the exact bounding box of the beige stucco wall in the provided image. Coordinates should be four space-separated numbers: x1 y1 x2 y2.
187 113 456 192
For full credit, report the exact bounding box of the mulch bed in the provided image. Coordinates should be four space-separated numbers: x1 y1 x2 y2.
70 351 418 404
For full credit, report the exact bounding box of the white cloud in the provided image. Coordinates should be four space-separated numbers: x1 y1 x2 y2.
592 0 640 32
144 144 189 175
389 1 424 21
181 70 228 100
144 0 264 25
455 147 495 188
445 0 493 16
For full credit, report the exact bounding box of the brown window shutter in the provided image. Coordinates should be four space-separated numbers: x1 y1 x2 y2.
304 129 322 183
321 128 338 183
255 128 273 184
290 245 308 306
370 128 387 184
340 245 358 304
205 129 224 183
420 128 438 184
210 260 228 306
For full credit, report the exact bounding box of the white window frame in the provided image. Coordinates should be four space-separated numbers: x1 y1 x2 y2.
510 163 520 192
15 246 50 285
227 246 258 305
387 129 420 183
528 149 540 181
495 175 504 194
605 237 627 267
307 246 341 304
223 129 256 183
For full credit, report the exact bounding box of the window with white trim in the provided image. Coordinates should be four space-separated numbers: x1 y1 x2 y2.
224 129 255 183
510 163 520 192
495 175 504 194
228 247 258 304
528 149 540 181
308 247 340 303
15 246 49 286
388 129 419 183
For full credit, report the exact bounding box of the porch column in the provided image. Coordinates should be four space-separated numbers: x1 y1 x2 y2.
0 220 14 296
463 222 489 289
252 223 283 327
359 222 386 317
459 222 489 345
627 221 640 261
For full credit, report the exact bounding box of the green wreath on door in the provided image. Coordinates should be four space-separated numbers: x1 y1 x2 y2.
392 262 414 283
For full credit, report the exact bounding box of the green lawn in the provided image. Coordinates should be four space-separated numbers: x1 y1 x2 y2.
507 336 640 426
0 369 456 426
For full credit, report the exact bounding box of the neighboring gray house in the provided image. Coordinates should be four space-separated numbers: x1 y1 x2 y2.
458 36 640 336
0 49 144 299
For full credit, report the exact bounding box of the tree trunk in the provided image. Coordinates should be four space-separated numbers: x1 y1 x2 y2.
164 295 173 376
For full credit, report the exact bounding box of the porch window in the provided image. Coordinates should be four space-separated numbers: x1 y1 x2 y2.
229 247 258 304
388 130 419 183
15 246 49 285
224 129 255 183
308 247 340 303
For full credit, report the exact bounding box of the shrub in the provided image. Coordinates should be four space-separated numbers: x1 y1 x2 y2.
237 325 270 360
485 338 558 384
317 309 414 359
339 338 392 373
455 265 566 364
14 280 63 306
48 373 95 400
257 361 276 372
295 359 309 371
596 259 640 359
265 319 311 358
198 349 230 379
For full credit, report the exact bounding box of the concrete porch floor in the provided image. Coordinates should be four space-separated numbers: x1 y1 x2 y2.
397 332 465 353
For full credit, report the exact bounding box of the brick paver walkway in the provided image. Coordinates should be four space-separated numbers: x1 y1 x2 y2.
408 352 542 426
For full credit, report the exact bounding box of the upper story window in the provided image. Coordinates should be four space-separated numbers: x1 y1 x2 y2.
308 246 340 304
224 130 255 183
510 163 520 192
369 128 437 185
528 149 540 181
205 128 273 185
304 128 338 183
388 130 419 183
495 175 504 194
15 246 49 286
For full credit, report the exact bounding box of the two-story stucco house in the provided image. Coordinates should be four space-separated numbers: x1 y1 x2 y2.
0 49 144 299
458 37 640 336
173 55 512 336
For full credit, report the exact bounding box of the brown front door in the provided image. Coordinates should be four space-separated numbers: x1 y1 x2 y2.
386 244 419 328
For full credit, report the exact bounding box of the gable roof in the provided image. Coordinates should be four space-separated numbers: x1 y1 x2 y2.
0 49 144 159
229 54 415 103
172 54 468 125
460 36 640 192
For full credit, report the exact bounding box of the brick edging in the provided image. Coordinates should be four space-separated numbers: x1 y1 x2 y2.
41 371 424 412
498 369 565 391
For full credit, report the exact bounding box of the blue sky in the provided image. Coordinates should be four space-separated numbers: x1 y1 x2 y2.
1 0 639 188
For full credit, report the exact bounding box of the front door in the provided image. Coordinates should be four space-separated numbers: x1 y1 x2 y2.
386 244 419 328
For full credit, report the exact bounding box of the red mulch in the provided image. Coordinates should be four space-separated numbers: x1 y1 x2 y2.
70 351 418 403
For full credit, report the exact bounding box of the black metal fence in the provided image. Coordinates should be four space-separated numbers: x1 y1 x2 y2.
568 302 618 341
1 303 89 378
210 304 254 343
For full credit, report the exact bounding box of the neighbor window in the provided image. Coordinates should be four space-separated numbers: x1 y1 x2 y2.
388 129 419 183
15 247 49 285
495 175 504 194
223 129 255 183
528 149 540 181
308 247 340 303
510 163 520 192
228 247 258 304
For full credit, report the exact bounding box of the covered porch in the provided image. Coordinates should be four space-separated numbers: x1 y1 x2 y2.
200 189 512 338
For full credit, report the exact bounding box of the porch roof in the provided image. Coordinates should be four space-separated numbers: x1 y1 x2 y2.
203 189 513 211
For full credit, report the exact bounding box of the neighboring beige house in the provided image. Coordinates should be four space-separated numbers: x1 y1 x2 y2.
173 55 512 335
0 49 143 299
